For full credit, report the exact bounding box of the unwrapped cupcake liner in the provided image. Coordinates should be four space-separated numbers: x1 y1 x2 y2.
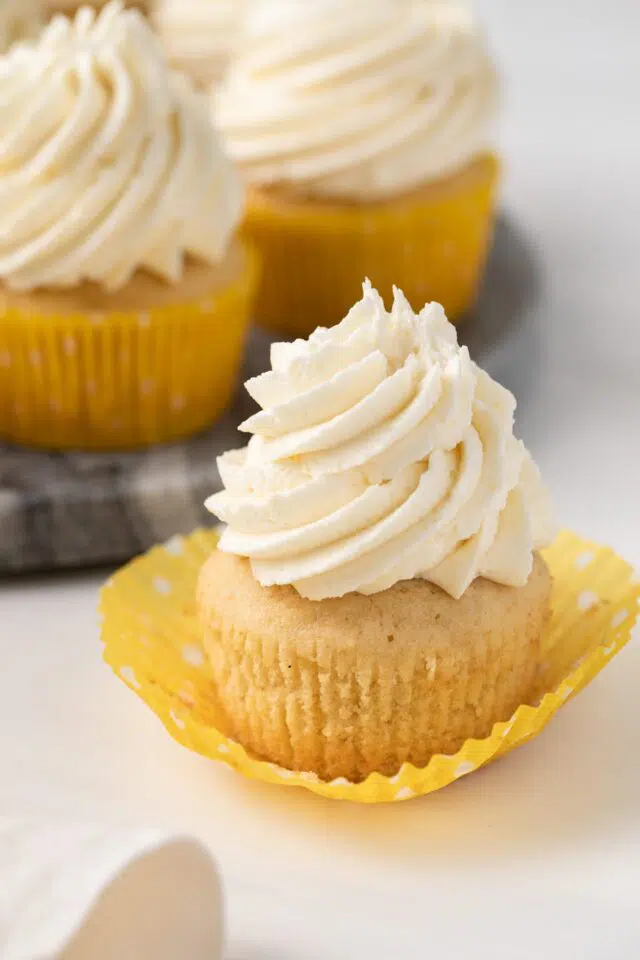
100 529 639 802
0 244 259 451
242 154 499 338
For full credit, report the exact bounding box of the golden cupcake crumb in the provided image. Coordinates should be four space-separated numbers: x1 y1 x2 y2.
198 549 551 782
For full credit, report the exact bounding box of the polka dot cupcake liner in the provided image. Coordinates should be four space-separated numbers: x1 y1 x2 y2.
0 243 259 450
100 529 639 803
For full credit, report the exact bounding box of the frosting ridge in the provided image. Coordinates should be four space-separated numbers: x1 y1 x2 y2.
154 0 246 88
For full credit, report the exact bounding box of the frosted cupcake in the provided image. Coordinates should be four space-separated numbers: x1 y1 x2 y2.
153 0 247 90
0 1 258 450
0 0 43 51
199 283 556 781
216 0 499 337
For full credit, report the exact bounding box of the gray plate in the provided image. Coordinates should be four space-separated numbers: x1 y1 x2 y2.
0 216 539 573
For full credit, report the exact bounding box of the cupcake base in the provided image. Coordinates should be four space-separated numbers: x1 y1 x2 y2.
242 154 499 338
0 239 258 451
198 549 551 782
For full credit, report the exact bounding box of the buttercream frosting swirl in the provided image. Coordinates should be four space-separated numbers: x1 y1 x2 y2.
154 0 246 89
216 0 498 200
0 0 243 292
207 282 556 601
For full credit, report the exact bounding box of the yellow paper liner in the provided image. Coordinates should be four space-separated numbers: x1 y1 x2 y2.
0 244 259 451
242 154 500 338
100 529 639 803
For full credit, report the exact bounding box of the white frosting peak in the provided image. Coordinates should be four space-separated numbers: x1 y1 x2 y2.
216 0 498 199
206 283 556 601
0 0 243 292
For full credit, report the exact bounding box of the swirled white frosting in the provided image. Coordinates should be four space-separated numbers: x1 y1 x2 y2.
206 283 556 601
0 0 42 53
0 0 243 292
154 0 246 89
216 0 498 200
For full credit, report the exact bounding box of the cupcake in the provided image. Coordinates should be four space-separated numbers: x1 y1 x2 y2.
0 0 43 51
0 1 258 451
199 282 557 782
216 0 499 337
153 0 247 90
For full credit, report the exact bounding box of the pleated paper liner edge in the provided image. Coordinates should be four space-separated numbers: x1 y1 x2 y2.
100 529 639 803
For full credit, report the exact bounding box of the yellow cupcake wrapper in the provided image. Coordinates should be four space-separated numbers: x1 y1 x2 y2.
100 529 639 803
242 155 500 338
0 243 259 451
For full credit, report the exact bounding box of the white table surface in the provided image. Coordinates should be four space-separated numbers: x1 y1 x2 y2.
2 2 640 956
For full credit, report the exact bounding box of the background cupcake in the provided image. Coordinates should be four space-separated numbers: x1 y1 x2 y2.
0 0 43 51
216 0 500 337
0 1 257 451
153 0 248 90
200 283 556 781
